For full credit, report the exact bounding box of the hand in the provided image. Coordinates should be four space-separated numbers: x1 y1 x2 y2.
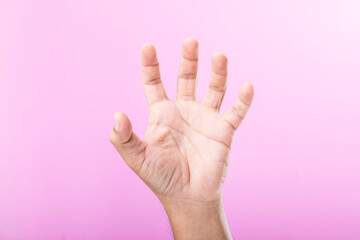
110 37 254 239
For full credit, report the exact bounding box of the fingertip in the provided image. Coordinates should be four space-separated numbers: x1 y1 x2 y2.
211 52 228 74
212 51 228 62
141 43 158 66
113 111 123 121
183 36 199 49
142 42 156 51
242 82 254 92
239 82 254 105
182 36 199 59
112 112 132 143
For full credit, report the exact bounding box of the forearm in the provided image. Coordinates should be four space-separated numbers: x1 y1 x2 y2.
161 197 232 240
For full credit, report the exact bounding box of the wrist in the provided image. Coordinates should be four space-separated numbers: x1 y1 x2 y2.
159 196 232 240
161 196 223 216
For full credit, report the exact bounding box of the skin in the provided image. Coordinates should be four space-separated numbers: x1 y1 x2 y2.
109 37 254 240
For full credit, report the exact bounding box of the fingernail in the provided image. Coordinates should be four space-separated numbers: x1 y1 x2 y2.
114 118 120 131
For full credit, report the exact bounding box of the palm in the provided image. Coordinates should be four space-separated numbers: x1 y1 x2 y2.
142 100 232 201
110 37 254 203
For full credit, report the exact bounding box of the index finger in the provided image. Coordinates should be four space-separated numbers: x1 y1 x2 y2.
140 43 168 106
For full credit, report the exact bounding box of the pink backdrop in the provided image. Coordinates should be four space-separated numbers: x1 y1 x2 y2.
1 0 359 239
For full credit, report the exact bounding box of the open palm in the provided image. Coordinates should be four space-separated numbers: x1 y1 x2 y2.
110 37 254 204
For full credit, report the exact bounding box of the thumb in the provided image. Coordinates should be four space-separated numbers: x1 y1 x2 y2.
109 112 146 174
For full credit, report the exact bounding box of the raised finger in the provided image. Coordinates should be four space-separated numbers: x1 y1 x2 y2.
176 37 199 101
201 52 228 111
141 43 168 105
222 82 254 131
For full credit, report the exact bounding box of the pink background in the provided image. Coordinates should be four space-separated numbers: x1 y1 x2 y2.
1 0 359 239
